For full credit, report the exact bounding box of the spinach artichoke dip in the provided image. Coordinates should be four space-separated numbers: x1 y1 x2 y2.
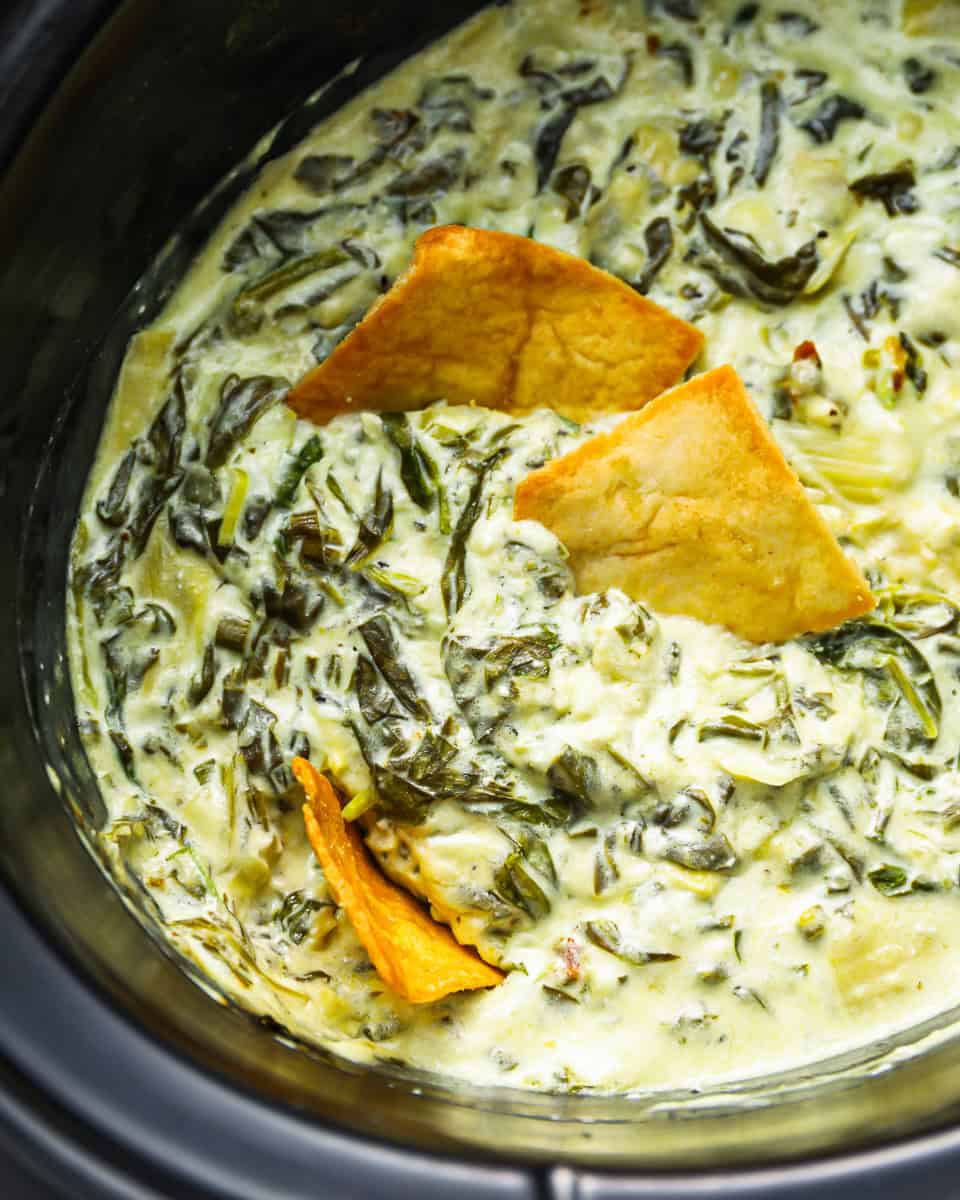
67 0 960 1095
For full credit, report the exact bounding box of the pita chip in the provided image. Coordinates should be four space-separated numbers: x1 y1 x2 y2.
286 225 703 425
514 365 875 644
292 757 504 1004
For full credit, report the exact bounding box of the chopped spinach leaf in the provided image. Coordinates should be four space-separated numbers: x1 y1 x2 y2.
346 470 394 567
95 451 135 528
697 214 819 305
359 614 432 722
382 413 435 509
868 863 909 896
635 217 674 294
800 94 866 144
903 57 936 95
276 435 324 509
753 80 781 186
585 919 678 965
849 163 918 217
663 833 738 872
206 375 288 470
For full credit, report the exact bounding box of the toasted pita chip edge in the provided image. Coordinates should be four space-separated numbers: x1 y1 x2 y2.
293 757 504 1004
286 225 703 424
514 364 875 643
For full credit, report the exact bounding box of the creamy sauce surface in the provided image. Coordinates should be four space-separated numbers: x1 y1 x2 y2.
68 0 960 1093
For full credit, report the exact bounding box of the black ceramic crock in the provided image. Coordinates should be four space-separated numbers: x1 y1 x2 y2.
7 2 960 1196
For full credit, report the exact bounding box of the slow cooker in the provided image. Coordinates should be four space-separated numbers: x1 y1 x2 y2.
7 2 960 1195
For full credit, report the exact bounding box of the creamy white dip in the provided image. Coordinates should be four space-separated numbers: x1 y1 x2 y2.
68 0 960 1093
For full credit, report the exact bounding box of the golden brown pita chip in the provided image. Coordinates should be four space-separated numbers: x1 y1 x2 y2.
286 225 703 425
514 365 875 643
292 757 504 1004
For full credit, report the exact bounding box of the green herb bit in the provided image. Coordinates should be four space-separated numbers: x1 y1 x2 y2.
697 715 768 745
276 890 329 945
868 863 909 896
484 630 558 686
938 801 960 832
362 565 427 598
341 789 377 822
797 905 826 940
494 850 551 920
663 834 738 873
752 78 781 186
441 471 485 616
232 249 351 330
353 655 403 725
729 657 778 677
289 506 344 568
205 375 287 470
168 842 220 903
792 686 834 719
289 510 321 538
503 828 558 889
486 423 521 451
886 654 938 740
584 919 678 967
636 217 674 295
222 756 237 839
666 641 681 683
423 420 471 452
899 331 927 395
594 829 620 895
325 470 356 517
668 719 688 748
542 984 580 1004
215 616 252 653
358 613 432 721
317 578 346 605
382 413 435 509
681 787 717 833
353 718 502 823
441 451 506 617
106 730 137 781
698 963 728 985
346 470 394 568
302 532 345 571
433 458 451 535
606 747 653 797
880 590 958 638
732 984 768 1011
273 647 290 690
186 644 217 708
193 759 217 785
699 914 734 932
218 467 249 546
276 435 324 508
805 620 941 746
508 539 571 605
697 213 819 306
461 794 571 828
547 746 597 814
825 834 864 883
95 449 136 528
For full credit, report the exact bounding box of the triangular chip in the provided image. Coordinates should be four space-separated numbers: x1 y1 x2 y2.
286 225 703 425
292 757 504 1004
514 365 875 643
